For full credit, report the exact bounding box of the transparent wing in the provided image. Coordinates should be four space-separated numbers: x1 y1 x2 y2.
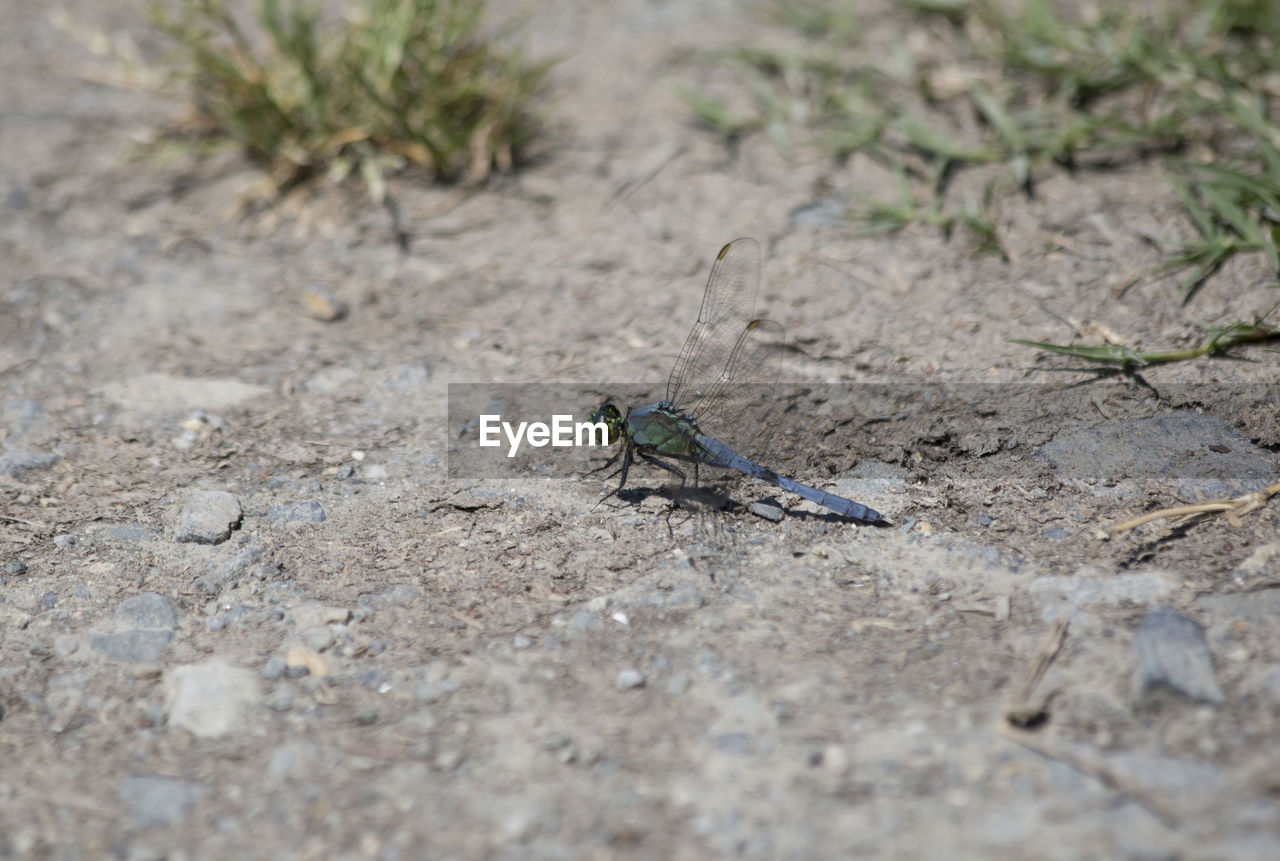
666 238 762 412
692 318 785 466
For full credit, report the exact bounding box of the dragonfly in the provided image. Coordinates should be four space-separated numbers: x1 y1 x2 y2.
590 238 886 524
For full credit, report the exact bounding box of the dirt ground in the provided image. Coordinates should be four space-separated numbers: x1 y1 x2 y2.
3 0 1279 858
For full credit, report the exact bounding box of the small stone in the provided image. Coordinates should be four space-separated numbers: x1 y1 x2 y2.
751 502 784 522
284 644 329 678
1133 608 1225 705
118 776 204 828
267 501 326 523
0 451 60 476
712 732 754 754
53 534 77 548
89 630 173 662
166 659 260 738
303 626 334 653
299 284 348 321
194 544 263 595
616 668 645 689
175 491 242 545
262 656 287 680
115 593 179 630
512 634 533 650
6 559 28 576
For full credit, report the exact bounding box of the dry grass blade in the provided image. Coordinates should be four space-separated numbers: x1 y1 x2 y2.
1102 480 1280 539
1003 618 1068 728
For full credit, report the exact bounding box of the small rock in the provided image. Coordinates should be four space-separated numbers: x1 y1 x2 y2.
751 502 784 522
116 593 179 630
5 559 27 576
166 659 260 738
118 776 204 828
102 523 157 543
175 491 242 545
284 644 329 678
262 655 287 680
89 630 174 663
267 501 326 523
616 668 646 689
265 741 316 782
512 634 533 650
303 626 334 653
299 284 348 321
712 732 755 754
194 544 264 595
0 451 60 476
52 534 77 548
1133 608 1224 705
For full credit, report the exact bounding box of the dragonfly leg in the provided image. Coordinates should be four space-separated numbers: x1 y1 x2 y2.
636 450 687 484
587 446 623 478
592 446 634 511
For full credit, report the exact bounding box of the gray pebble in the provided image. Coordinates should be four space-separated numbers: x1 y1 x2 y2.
262 655 288 680
0 451 61 476
89 630 174 663
1133 608 1224 705
267 501 326 523
194 544 264 594
712 732 755 754
166 659 260 738
751 502 784 522
415 679 460 704
616 668 646 689
175 491 242 545
115 593 179 630
102 523 157 543
118 776 204 828
4 559 26 576
512 634 533 650
52 534 77 548
303 626 334 652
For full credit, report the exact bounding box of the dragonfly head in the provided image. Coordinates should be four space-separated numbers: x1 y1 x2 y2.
589 402 624 445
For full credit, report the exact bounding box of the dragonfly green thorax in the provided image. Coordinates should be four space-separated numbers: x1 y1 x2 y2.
589 239 886 525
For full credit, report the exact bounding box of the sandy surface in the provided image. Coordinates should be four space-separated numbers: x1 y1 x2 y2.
2 0 1278 857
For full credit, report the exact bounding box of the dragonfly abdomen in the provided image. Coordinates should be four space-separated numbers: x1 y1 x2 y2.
775 474 883 523
698 433 883 524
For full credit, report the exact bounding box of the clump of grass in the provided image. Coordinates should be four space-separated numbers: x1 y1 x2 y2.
686 0 1280 304
151 0 551 198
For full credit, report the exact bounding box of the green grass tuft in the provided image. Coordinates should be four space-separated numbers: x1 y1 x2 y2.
688 0 1280 305
151 0 552 198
